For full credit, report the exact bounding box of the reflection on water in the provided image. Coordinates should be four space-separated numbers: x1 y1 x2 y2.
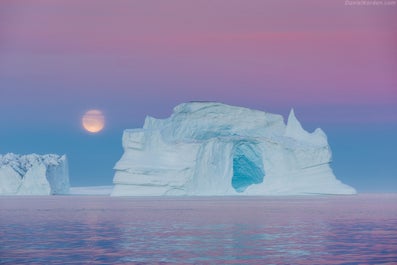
1 195 396 264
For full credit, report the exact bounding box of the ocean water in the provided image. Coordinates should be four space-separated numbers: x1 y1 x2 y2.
0 194 396 264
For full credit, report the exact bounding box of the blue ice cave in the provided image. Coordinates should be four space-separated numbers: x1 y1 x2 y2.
231 142 265 192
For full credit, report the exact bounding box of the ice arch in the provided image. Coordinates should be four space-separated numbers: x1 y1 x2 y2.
231 142 265 192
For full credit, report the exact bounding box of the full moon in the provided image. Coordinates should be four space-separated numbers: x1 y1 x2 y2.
82 109 105 133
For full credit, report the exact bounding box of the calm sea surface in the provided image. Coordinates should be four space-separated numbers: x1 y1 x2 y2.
0 194 396 264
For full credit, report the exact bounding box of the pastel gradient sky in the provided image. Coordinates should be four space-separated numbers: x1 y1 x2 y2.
1 1 396 191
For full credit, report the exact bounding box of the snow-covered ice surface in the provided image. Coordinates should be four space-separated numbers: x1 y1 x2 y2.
0 153 69 195
69 186 113 195
112 102 356 196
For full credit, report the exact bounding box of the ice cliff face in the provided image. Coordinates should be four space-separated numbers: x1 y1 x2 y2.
112 102 356 196
0 153 70 195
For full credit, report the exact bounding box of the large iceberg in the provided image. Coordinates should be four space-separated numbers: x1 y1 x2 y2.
0 153 70 195
112 102 356 196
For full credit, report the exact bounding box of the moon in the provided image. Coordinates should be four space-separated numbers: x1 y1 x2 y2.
82 109 105 133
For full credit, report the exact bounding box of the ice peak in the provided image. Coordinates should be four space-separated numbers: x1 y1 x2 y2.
286 108 304 134
285 109 327 146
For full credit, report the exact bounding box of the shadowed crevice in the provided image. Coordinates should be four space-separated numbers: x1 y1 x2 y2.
231 142 265 192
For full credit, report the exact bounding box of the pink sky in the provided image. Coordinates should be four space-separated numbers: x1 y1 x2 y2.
0 0 396 124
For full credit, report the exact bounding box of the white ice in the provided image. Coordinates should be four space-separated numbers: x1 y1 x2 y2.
112 102 356 196
69 186 113 196
0 153 70 195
